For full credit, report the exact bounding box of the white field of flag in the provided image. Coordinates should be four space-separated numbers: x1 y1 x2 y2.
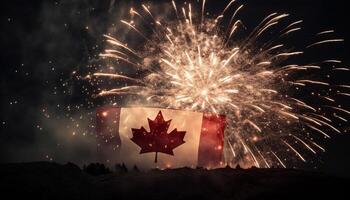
96 106 226 169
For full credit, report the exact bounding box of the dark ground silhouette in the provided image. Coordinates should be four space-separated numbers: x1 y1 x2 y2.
0 162 348 200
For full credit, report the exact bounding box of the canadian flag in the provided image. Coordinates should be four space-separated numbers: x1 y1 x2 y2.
96 106 226 169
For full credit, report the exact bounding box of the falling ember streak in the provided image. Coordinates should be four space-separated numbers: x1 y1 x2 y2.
104 35 138 55
92 73 141 82
300 116 322 126
333 114 348 122
201 0 206 25
307 39 344 48
245 144 260 168
296 80 330 86
228 140 236 157
120 20 150 41
338 93 350 97
328 106 350 115
317 30 335 35
92 0 349 168
323 60 342 64
272 152 286 168
333 68 349 71
311 141 326 152
228 5 244 30
337 85 350 89
282 140 306 162
307 125 331 139
282 20 303 32
221 0 236 16
292 136 316 154
280 27 301 37
99 53 139 67
311 117 341 134
279 111 299 120
172 1 179 18
245 120 262 132
255 147 270 168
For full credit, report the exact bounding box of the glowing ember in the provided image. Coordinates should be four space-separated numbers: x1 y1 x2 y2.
102 111 108 117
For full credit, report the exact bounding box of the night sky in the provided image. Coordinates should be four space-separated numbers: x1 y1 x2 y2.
1 0 350 177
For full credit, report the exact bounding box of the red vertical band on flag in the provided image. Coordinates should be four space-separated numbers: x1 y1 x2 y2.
96 106 121 163
197 113 226 168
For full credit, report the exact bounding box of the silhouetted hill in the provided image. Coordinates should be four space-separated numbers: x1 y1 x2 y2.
0 162 348 200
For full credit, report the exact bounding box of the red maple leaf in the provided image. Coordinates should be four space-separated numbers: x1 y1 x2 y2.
130 111 186 163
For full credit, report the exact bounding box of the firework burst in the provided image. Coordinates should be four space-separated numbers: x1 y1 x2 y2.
88 0 349 168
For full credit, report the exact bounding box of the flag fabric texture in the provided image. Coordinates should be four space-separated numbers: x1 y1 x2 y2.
96 106 226 169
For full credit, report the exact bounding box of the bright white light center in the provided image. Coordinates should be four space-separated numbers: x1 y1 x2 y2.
201 89 209 96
